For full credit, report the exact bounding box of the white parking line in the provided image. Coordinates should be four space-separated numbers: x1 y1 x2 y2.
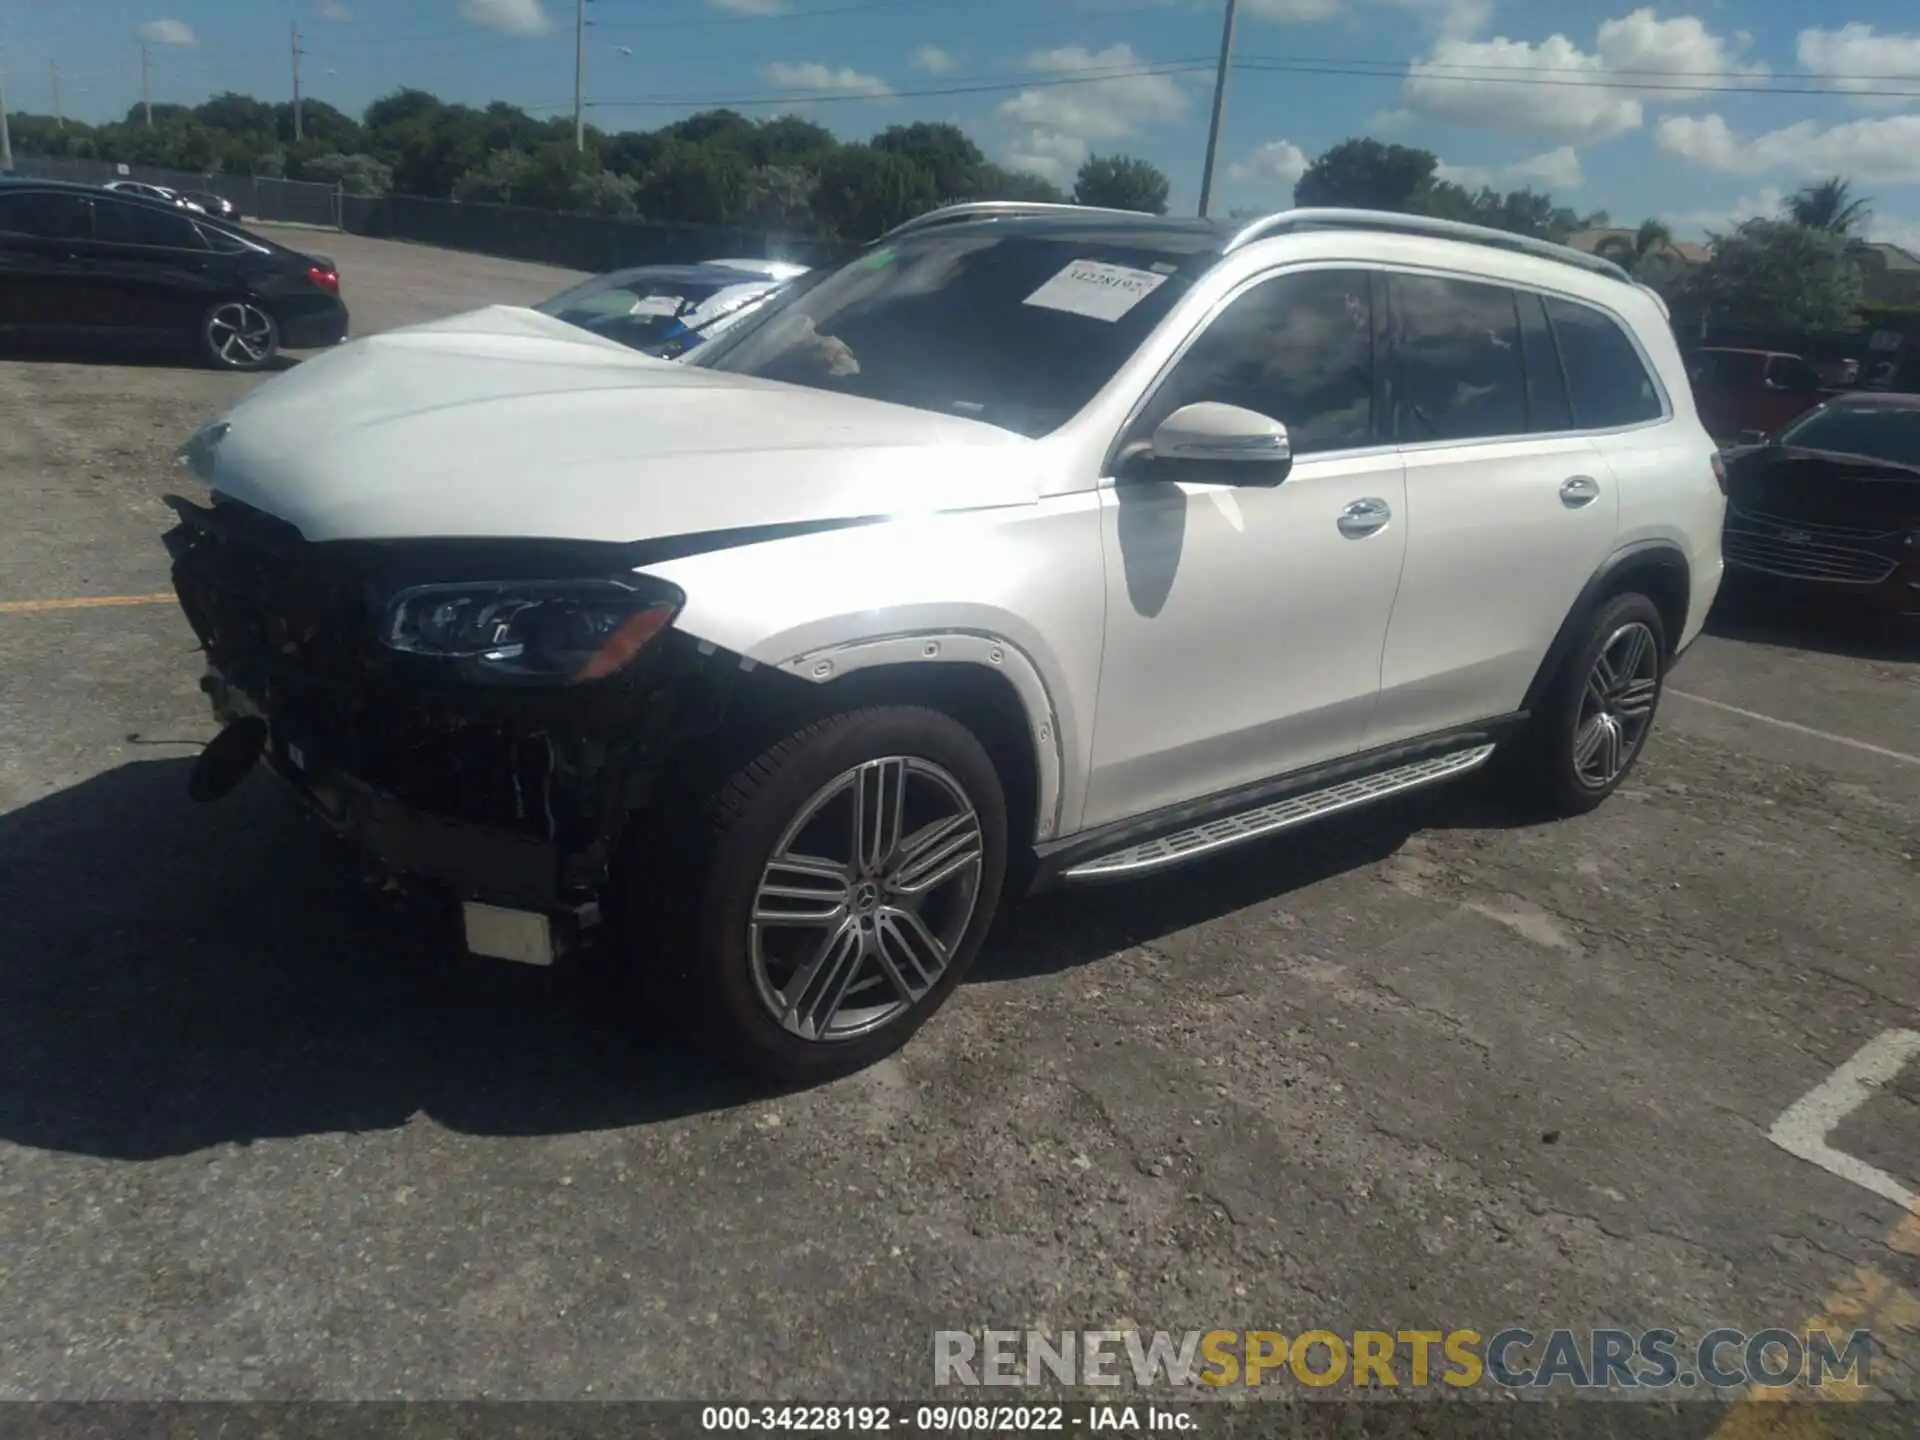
1667 689 1920 768
1769 1030 1920 1208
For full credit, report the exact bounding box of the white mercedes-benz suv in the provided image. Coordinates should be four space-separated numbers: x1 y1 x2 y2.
164 203 1724 1080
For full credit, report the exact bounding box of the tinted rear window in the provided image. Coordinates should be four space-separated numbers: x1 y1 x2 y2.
92 198 206 249
1546 296 1663 429
1392 274 1529 443
0 191 93 240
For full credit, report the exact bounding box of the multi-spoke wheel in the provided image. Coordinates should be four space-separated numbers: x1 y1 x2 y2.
200 300 280 372
665 706 1009 1081
1509 591 1668 817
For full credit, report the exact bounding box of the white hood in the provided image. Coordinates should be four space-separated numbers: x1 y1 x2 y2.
197 305 1040 543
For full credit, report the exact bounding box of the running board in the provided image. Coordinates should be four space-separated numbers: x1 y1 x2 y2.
1061 744 1498 883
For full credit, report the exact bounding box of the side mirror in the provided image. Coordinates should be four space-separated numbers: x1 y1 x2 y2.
1145 402 1293 483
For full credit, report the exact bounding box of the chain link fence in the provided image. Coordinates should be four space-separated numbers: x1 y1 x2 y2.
5 155 345 229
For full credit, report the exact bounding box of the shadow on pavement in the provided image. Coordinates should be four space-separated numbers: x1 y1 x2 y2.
1706 583 1919 663
0 758 1531 1162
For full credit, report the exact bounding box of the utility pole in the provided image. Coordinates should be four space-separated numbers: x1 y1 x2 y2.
1 64 12 174
291 22 304 142
573 0 586 151
1195 0 1240 219
50 61 62 129
141 43 153 128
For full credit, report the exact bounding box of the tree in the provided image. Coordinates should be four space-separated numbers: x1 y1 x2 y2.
739 164 819 230
811 145 940 240
970 163 1067 204
1693 219 1865 331
569 168 640 218
751 115 840 168
302 151 395 196
636 141 751 226
1295 138 1437 210
1784 176 1872 236
1073 154 1169 214
452 148 534 205
872 121 984 202
1594 218 1676 277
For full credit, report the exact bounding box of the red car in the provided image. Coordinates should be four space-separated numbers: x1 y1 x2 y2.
1687 347 1829 444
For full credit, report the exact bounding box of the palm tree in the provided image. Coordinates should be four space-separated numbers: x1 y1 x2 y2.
1594 218 1675 276
1784 177 1872 235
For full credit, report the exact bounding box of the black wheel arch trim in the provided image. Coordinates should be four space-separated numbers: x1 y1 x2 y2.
1520 540 1691 717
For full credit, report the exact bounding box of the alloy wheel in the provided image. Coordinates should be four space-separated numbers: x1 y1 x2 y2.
748 756 985 1042
1573 620 1660 788
206 302 275 367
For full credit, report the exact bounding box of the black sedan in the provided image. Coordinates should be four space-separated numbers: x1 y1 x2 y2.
1720 391 1920 619
0 178 347 371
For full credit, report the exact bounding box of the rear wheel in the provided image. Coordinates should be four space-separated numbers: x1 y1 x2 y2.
1507 592 1666 817
635 706 1009 1081
200 299 280 372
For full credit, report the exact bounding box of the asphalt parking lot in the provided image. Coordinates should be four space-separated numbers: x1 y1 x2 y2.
0 227 1916 1408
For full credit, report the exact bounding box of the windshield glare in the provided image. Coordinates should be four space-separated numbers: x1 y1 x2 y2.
690 232 1208 437
535 273 773 352
1779 404 1920 468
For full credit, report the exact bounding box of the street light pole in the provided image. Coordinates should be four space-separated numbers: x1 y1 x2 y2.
291 22 304 141
1 64 13 174
1196 0 1240 218
51 62 62 129
573 0 586 151
141 43 153 128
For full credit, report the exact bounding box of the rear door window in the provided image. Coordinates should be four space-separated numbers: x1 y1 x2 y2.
1391 274 1529 443
1518 290 1574 433
0 191 94 241
91 198 207 250
1544 296 1664 429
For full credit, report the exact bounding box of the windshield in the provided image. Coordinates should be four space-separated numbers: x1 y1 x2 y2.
1777 403 1920 468
689 230 1211 437
534 271 776 353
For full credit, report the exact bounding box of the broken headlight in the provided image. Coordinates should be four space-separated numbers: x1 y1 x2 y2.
380 577 683 686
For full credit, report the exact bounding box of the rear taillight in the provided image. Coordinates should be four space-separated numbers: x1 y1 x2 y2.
1711 452 1727 495
307 265 339 293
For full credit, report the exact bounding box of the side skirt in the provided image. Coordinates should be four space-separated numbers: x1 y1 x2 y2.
1029 715 1526 890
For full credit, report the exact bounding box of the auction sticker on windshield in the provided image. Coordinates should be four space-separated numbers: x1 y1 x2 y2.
1023 260 1169 322
629 294 686 316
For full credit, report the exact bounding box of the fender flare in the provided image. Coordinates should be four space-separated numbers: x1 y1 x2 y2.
1520 540 1692 716
771 630 1067 843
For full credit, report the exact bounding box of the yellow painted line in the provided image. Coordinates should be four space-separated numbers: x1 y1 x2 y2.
0 593 175 614
1709 1206 1920 1438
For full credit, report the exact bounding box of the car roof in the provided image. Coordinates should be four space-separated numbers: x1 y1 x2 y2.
891 209 1233 258
1819 390 1920 409
0 175 272 241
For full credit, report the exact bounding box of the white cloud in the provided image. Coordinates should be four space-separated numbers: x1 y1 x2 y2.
1403 35 1642 142
1657 112 1920 184
912 45 958 75
317 0 352 20
708 0 791 13
1402 9 1758 142
1797 25 1920 108
760 61 893 98
996 42 1189 181
1389 0 1491 38
1868 217 1920 257
458 0 551 36
1228 138 1309 188
1594 8 1766 99
139 19 197 46
1435 159 1495 189
1666 186 1786 240
1508 143 1582 189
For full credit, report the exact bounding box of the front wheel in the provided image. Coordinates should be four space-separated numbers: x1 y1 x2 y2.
199 299 280 372
1508 592 1667 817
649 706 1009 1082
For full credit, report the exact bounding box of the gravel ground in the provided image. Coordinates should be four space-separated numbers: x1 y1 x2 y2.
0 228 1916 1410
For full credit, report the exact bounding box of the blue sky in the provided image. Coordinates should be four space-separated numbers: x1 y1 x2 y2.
7 0 1920 245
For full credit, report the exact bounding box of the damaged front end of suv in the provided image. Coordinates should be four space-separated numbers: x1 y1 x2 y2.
163 485 756 965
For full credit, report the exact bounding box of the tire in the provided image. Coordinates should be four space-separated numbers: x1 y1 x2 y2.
637 706 1009 1082
1506 592 1667 818
199 299 281 372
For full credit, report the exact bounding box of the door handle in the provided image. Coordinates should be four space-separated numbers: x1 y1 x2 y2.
1336 497 1392 538
1560 474 1602 508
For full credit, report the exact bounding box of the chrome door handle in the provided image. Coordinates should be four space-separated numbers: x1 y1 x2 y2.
1336 497 1392 538
1560 474 1602 508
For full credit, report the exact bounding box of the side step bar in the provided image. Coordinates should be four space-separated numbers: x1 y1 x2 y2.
1061 744 1497 883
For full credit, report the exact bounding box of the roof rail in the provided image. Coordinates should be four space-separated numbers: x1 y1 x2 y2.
876 200 1155 243
1223 207 1632 283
